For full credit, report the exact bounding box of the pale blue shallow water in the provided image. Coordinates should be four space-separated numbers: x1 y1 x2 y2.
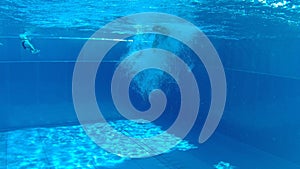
1 0 300 168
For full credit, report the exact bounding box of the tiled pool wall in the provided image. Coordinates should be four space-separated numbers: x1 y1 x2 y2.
0 37 299 165
215 38 300 164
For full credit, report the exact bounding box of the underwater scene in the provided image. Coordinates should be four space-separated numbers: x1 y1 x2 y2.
0 0 300 168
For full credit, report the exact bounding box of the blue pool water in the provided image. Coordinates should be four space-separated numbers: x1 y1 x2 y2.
1 0 300 168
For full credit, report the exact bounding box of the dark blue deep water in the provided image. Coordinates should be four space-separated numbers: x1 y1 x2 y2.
0 0 300 168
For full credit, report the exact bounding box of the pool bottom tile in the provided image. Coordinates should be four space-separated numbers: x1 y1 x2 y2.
0 132 7 168
2 120 197 168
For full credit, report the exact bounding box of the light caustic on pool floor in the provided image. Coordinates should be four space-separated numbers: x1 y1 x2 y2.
0 120 197 169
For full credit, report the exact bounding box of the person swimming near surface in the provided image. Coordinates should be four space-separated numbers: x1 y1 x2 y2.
19 34 40 54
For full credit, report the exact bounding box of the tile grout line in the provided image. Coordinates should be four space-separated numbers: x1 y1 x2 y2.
37 128 53 168
225 67 300 80
119 122 183 169
5 132 7 169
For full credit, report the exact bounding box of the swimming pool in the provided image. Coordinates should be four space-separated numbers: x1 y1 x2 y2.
0 0 300 168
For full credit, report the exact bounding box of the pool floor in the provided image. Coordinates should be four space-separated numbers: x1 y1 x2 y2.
0 120 299 169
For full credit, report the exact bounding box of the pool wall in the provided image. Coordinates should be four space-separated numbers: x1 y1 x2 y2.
0 37 299 164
